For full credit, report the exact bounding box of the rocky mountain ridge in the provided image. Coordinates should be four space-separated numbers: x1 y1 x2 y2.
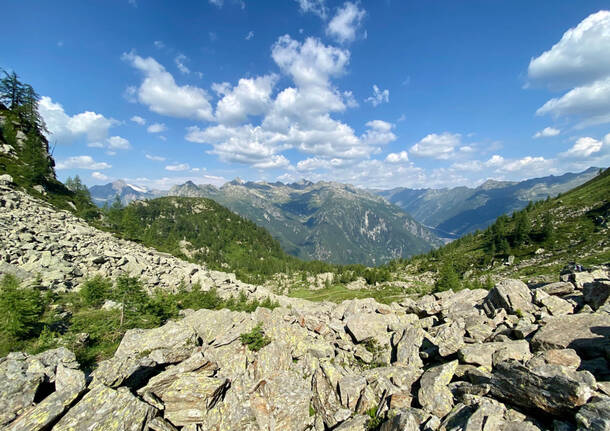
375 168 600 238
165 179 442 265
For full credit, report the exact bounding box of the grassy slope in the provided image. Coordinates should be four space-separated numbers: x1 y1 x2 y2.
402 168 609 285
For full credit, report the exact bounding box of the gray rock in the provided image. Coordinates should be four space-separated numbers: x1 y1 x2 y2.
484 279 535 315
583 280 610 310
339 375 367 411
334 414 370 430
345 313 388 343
0 174 13 185
312 366 351 428
393 327 424 369
418 360 458 418
380 408 420 431
533 289 574 316
52 385 157 431
489 360 596 415
531 313 610 359
575 396 610 431
458 340 530 370
539 281 575 296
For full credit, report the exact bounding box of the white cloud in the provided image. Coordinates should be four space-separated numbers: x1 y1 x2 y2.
245 31 254 40
533 126 560 138
559 134 610 159
145 154 166 161
106 136 131 150
214 75 277 125
536 77 610 127
92 171 110 181
56 156 111 170
252 155 290 169
122 51 214 121
165 163 190 171
528 11 610 127
385 151 408 163
147 122 167 133
130 115 146 125
528 11 610 90
174 54 190 74
365 85 389 107
343 90 358 108
326 2 366 44
39 96 118 146
153 40 165 49
271 35 350 88
410 132 462 159
451 160 483 172
295 0 327 19
362 120 396 145
209 0 223 7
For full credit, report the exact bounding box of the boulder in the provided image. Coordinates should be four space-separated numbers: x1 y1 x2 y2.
458 340 530 370
575 396 610 431
530 313 610 359
539 281 575 296
52 385 157 431
583 280 610 310
345 313 388 343
418 360 458 418
489 360 596 416
533 289 574 316
484 279 535 315
380 409 420 431
114 319 198 358
312 366 351 428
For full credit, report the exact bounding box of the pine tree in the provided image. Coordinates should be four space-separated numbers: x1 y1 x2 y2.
435 260 460 292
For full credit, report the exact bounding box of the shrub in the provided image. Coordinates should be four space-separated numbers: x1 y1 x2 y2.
240 323 271 351
79 275 112 307
0 274 44 340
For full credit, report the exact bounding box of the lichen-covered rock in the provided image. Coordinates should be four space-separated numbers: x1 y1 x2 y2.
380 408 419 431
249 370 313 431
531 313 610 359
484 279 535 315
418 360 458 418
338 375 367 411
114 319 199 358
489 360 596 415
312 366 351 428
458 340 530 370
575 396 610 431
52 385 157 431
345 313 388 343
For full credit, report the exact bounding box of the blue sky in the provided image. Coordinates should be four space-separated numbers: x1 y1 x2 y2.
3 0 610 189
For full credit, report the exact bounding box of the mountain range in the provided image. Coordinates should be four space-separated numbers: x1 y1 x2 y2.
373 167 599 238
166 179 442 265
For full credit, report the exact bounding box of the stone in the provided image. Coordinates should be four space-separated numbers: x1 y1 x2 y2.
533 289 574 316
345 313 388 343
0 174 13 185
484 279 535 315
489 360 596 415
539 281 575 296
339 375 367 411
380 408 420 431
334 415 370 430
393 327 424 369
527 349 581 370
458 340 530 370
418 360 458 418
249 370 313 431
531 313 610 359
114 319 198 358
575 396 610 431
312 366 351 428
432 321 465 357
583 280 610 310
148 417 179 431
52 385 156 431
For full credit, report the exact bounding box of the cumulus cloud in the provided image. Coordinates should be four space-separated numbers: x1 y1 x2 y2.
533 126 560 138
559 134 610 159
92 171 110 181
365 85 389 107
362 120 396 145
56 156 111 170
528 11 610 126
295 0 327 19
147 122 167 133
106 136 131 150
214 75 277 125
326 2 365 44
39 96 118 146
165 163 190 171
122 51 214 121
130 115 146 125
385 151 408 163
410 132 462 159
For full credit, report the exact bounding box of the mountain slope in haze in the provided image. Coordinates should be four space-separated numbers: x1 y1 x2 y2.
376 168 599 237
89 180 161 206
167 180 442 266
401 167 609 285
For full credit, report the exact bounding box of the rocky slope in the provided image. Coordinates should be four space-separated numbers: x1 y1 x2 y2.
2 264 609 430
166 179 442 265
376 168 600 238
0 181 273 302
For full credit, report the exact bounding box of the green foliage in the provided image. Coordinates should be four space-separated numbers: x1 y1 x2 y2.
240 323 271 352
435 260 460 292
79 275 112 307
0 275 44 344
366 406 383 430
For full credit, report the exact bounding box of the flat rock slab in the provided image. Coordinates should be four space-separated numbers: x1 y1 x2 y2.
52 385 156 431
531 313 610 359
485 279 535 315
